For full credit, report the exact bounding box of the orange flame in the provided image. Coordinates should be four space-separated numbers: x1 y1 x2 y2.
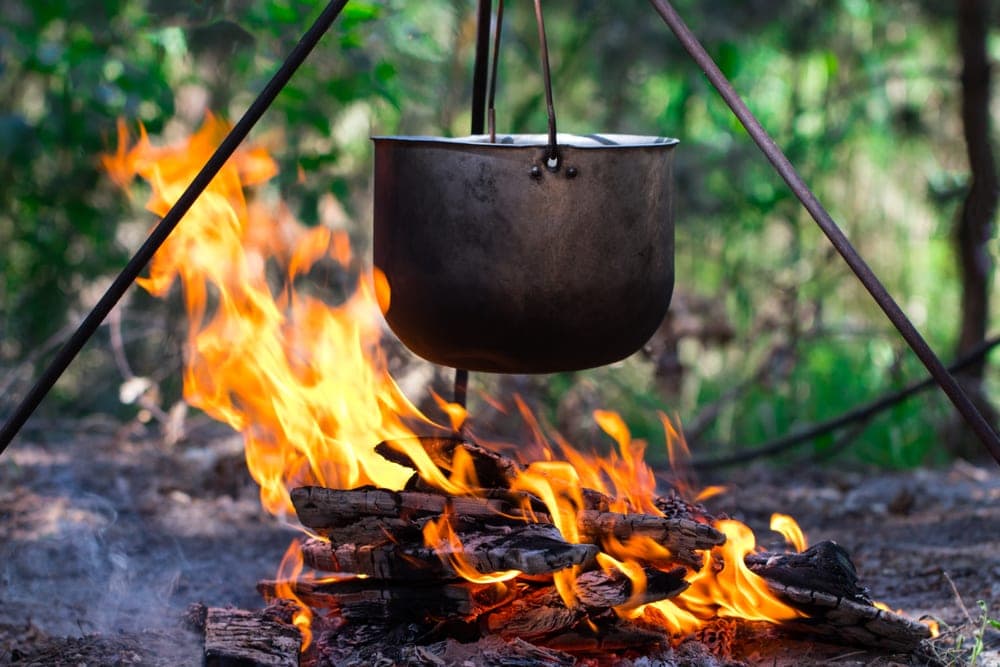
422 515 521 583
104 116 896 646
770 513 807 552
102 116 448 517
272 540 313 651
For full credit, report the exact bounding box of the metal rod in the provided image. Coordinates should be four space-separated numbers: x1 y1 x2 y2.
487 0 505 142
0 0 351 457
692 334 1000 469
453 368 469 409
647 0 1000 464
470 0 492 135
533 0 558 163
454 0 495 409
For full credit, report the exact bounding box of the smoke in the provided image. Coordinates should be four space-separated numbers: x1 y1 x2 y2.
0 431 293 640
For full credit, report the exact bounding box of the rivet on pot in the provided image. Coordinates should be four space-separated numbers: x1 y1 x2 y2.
566 166 578 178
530 165 543 180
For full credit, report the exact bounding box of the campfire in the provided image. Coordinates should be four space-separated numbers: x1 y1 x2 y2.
103 117 935 665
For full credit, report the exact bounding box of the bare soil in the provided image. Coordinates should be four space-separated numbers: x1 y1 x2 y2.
1 418 998 665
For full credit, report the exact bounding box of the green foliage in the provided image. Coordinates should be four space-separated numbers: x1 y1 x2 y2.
0 0 993 465
969 600 1000 666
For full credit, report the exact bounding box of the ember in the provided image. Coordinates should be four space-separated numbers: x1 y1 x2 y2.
103 117 934 664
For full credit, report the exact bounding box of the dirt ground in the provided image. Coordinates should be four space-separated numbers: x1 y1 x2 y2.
1 417 998 666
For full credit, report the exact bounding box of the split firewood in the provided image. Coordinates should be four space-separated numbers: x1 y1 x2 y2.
301 522 598 578
373 436 717 531
746 542 931 650
759 579 932 650
577 510 725 570
481 567 689 641
573 566 689 609
203 606 300 667
293 486 724 571
744 541 871 604
292 486 524 529
257 578 516 624
375 437 523 489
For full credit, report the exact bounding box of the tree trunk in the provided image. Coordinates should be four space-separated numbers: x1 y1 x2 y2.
952 0 998 456
955 0 998 372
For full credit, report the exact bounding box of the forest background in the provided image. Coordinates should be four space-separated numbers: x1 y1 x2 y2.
0 0 998 469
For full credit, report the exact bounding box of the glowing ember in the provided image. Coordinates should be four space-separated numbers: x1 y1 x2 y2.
103 115 872 649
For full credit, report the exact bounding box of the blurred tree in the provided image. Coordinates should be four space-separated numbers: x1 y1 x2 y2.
950 0 998 457
0 0 995 467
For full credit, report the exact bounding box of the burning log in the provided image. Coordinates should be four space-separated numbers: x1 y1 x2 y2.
202 606 301 667
746 542 932 650
577 509 725 569
257 578 516 624
745 541 871 604
758 580 933 650
480 567 689 641
292 486 723 571
292 486 525 527
300 522 598 578
375 437 523 489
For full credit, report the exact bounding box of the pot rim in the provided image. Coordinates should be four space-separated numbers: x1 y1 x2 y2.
371 133 679 149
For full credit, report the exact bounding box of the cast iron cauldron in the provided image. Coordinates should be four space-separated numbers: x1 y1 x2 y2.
372 133 678 374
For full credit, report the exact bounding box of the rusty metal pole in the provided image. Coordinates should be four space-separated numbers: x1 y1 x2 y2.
648 0 1000 465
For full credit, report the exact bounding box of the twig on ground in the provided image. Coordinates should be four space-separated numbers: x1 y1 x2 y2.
943 570 975 626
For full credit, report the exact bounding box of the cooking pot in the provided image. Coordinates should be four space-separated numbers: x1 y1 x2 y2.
372 132 678 374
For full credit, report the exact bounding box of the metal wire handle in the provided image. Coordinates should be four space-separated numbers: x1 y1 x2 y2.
533 0 559 167
487 0 504 142
483 0 557 162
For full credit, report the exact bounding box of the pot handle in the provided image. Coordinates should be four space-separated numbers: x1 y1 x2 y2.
533 0 560 169
486 0 560 170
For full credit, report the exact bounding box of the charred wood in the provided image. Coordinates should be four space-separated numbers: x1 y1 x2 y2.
577 510 725 569
375 437 523 489
744 541 871 604
203 606 301 667
396 636 576 667
293 486 724 571
292 486 526 529
301 522 598 578
481 567 688 641
746 543 930 649
257 578 515 624
758 579 933 651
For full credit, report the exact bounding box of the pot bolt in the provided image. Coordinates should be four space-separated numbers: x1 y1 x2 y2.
566 166 578 178
530 165 542 179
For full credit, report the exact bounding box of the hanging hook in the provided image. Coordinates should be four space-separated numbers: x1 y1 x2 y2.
533 0 559 169
487 0 505 142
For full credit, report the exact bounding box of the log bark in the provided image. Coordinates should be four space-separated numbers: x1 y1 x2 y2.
758 579 932 651
293 486 724 571
577 509 725 569
481 567 688 640
257 578 515 624
292 486 526 529
301 522 598 578
744 541 871 604
375 437 523 489
203 607 300 667
746 542 930 649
